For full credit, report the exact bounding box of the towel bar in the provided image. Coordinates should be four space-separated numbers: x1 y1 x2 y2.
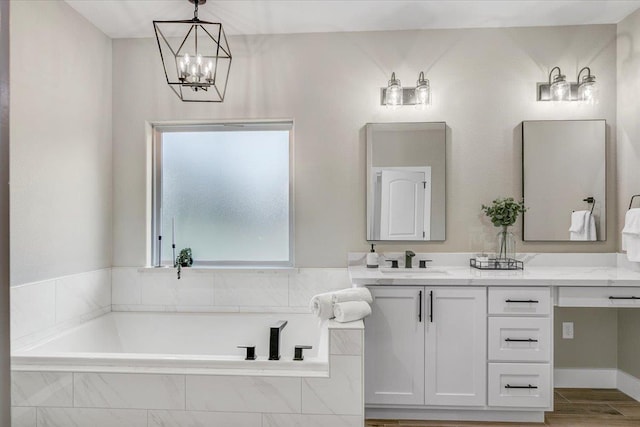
629 194 640 210
582 197 595 215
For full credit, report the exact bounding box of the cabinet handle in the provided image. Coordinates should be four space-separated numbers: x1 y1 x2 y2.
505 299 539 304
609 296 640 300
429 290 433 323
505 338 538 343
418 290 422 322
505 384 538 389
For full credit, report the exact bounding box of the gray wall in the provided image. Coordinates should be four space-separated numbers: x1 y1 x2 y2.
10 0 113 285
618 309 640 378
554 307 618 369
616 7 640 379
0 0 9 424
112 25 617 268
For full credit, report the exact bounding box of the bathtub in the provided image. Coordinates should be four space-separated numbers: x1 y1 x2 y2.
12 311 329 376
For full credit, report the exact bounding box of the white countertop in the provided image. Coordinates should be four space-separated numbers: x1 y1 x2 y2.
349 264 640 287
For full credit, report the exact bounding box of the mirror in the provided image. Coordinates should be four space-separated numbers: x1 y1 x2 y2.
366 122 446 241
522 120 606 241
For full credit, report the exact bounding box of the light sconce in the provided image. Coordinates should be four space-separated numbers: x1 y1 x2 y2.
381 71 431 108
577 67 598 105
537 66 598 104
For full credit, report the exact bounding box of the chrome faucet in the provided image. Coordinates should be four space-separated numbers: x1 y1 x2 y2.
405 250 416 269
269 320 288 360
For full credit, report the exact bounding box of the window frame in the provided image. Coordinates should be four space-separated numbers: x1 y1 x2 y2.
150 120 295 268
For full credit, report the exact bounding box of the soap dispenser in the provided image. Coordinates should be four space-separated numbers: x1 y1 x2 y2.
366 244 379 268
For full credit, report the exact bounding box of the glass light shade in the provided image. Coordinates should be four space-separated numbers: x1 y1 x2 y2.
386 73 403 107
550 75 570 102
415 80 431 109
578 80 598 105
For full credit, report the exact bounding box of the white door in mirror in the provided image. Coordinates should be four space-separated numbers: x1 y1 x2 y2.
380 168 431 240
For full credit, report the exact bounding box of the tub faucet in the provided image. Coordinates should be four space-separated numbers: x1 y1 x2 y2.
269 320 288 360
405 250 416 269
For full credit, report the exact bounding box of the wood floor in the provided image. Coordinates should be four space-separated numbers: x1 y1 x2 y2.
366 388 640 426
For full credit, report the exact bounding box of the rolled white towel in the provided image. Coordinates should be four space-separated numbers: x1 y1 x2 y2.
310 292 334 320
333 301 371 323
331 287 373 304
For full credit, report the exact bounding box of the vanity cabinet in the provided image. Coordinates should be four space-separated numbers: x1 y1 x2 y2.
487 287 552 409
365 286 486 407
558 286 640 307
365 286 425 405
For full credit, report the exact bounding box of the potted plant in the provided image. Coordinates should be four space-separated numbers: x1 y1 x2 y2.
481 197 527 260
175 248 193 279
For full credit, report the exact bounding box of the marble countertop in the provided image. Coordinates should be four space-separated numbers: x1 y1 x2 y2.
349 265 640 287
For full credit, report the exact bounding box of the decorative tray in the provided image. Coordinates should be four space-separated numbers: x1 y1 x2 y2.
469 258 524 270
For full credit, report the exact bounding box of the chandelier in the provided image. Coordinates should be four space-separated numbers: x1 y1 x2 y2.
153 0 232 102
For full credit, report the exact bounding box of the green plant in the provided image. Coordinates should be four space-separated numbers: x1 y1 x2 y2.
481 197 527 227
175 248 193 280
176 248 193 267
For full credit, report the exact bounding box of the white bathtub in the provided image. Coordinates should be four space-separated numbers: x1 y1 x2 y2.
12 312 329 376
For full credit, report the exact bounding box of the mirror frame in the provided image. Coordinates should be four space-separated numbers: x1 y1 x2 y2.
366 121 447 242
521 119 606 242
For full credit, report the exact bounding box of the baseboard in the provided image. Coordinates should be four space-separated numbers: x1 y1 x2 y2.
554 368 618 388
617 370 640 401
365 408 544 423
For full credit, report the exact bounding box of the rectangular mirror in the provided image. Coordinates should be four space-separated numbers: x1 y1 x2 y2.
522 119 606 241
366 122 446 241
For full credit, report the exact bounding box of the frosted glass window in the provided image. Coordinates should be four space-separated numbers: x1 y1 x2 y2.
153 123 292 266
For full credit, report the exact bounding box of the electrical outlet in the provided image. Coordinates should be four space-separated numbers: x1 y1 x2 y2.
562 322 574 339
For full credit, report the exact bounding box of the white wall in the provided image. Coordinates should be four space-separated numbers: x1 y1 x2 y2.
10 0 113 285
0 0 10 424
113 25 617 268
616 7 640 379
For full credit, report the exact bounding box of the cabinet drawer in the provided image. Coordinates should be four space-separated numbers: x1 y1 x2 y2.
488 363 551 408
558 287 640 307
488 317 551 362
488 287 551 316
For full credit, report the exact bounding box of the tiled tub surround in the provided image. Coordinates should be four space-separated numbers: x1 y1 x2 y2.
11 322 364 427
111 267 351 313
10 269 112 350
12 312 329 374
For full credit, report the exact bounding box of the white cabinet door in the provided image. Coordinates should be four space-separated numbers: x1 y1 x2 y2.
365 286 425 405
425 287 487 406
380 170 426 240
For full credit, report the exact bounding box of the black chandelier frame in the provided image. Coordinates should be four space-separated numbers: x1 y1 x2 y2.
153 0 232 102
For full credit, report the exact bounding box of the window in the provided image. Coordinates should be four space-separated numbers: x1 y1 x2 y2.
152 121 293 267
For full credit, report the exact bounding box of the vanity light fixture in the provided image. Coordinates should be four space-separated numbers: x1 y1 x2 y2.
385 72 403 108
415 72 431 109
577 66 599 104
153 0 232 102
549 67 570 102
537 66 598 103
381 71 432 108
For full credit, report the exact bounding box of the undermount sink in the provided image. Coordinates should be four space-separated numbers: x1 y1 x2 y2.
379 267 448 275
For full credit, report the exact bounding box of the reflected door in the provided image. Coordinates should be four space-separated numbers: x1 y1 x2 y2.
379 169 430 240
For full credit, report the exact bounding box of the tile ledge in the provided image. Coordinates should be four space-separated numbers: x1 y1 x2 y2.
136 266 298 274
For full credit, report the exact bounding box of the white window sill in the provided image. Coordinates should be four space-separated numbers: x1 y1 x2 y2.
137 266 298 274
